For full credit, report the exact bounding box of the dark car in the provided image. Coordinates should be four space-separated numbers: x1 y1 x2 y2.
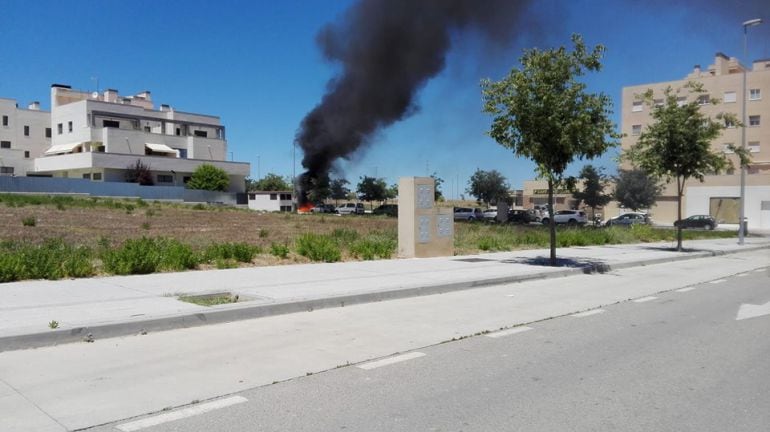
674 215 717 230
606 212 650 227
507 209 536 224
311 203 336 214
373 204 398 217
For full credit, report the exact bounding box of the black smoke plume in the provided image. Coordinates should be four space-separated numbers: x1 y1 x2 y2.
295 0 534 204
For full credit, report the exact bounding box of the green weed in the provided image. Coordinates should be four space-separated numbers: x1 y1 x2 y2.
295 233 341 262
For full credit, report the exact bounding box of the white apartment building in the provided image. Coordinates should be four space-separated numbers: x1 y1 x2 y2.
1 84 249 192
0 98 51 176
622 53 770 230
247 191 293 212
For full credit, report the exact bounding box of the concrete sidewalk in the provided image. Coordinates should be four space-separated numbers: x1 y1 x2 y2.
2 237 769 352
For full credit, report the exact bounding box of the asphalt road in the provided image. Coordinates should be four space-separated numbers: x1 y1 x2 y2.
92 263 770 431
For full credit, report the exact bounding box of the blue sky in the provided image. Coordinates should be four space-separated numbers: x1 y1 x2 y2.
2 0 768 198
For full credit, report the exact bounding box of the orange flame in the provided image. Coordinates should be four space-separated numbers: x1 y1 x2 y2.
298 203 314 214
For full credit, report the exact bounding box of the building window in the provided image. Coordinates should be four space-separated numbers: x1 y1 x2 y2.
631 125 642 136
193 130 208 138
749 89 761 100
280 193 291 200
144 126 151 132
82 173 91 180
676 97 687 107
280 206 292 212
270 193 277 200
722 144 734 154
68 121 73 132
0 167 14 175
95 145 105 152
23 125 30 136
2 115 7 126
24 151 30 158
723 91 736 103
724 118 736 128
45 127 51 138
749 115 760 127
93 173 102 181
178 149 188 158
632 101 643 112
157 174 173 183
653 98 663 107
183 176 191 184
102 119 120 128
748 142 760 153
0 141 10 149
175 127 181 136
57 123 63 134
697 95 710 105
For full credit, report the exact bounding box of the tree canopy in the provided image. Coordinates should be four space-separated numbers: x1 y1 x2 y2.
125 160 154 186
613 169 661 212
466 169 509 206
248 173 292 191
329 178 350 204
356 176 388 204
187 164 229 191
572 165 611 219
481 34 619 264
625 83 733 251
430 172 445 201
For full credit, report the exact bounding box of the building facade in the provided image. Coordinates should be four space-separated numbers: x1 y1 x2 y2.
0 98 51 176
621 53 770 230
247 191 293 212
1 85 249 193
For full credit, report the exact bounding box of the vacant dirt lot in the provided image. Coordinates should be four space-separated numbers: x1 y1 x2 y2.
0 202 397 249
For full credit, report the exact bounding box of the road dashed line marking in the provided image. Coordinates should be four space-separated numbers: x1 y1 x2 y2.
754 268 766 273
357 352 426 370
116 396 248 431
676 287 696 293
485 326 533 338
633 296 658 303
710 279 726 284
737 273 747 277
571 309 606 318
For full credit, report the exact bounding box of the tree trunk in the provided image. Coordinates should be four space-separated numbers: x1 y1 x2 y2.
548 179 556 265
676 176 683 252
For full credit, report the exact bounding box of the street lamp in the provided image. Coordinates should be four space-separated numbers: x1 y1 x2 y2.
739 17 762 245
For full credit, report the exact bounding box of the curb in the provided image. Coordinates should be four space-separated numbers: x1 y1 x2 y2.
1 244 768 352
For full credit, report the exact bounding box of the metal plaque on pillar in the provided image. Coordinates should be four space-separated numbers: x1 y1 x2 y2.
398 177 454 258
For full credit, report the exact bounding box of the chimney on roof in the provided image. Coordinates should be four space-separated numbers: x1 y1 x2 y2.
28 101 40 110
160 104 172 112
135 91 151 101
103 89 118 103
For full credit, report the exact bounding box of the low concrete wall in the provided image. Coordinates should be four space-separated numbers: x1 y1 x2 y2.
0 176 239 205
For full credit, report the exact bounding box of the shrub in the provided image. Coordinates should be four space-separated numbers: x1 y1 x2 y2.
350 234 396 260
258 228 269 238
204 242 260 263
330 228 359 246
101 237 199 275
22 216 36 227
295 233 341 262
270 242 290 259
187 164 230 191
0 240 94 282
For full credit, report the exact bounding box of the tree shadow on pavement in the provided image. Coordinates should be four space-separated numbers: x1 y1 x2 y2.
500 257 612 274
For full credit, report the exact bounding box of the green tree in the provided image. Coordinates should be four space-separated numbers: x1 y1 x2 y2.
572 165 611 220
482 34 619 265
466 169 509 207
386 183 398 201
187 164 230 191
430 172 444 202
250 173 292 191
625 83 734 251
329 178 350 205
613 169 662 212
125 159 154 186
356 176 388 207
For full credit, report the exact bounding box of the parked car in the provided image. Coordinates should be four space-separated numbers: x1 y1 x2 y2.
453 207 483 222
373 204 398 217
482 208 499 222
674 215 717 230
311 203 336 213
605 212 651 227
507 209 537 224
336 202 365 215
541 209 588 225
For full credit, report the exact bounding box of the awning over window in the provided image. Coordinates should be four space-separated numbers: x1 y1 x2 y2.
145 143 179 155
44 142 83 155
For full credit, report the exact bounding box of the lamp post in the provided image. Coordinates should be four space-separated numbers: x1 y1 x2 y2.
739 18 762 245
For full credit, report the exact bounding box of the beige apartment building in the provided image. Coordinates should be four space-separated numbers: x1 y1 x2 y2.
621 53 770 230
